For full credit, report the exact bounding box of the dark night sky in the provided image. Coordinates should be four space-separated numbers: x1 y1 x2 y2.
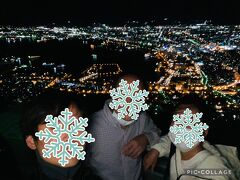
0 0 239 25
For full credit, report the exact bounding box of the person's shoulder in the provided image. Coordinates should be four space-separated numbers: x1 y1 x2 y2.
89 109 105 122
139 111 151 119
91 110 103 119
75 164 102 180
138 111 152 124
88 109 107 131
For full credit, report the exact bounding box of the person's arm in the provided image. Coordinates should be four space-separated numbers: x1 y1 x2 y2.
122 113 161 159
142 113 161 147
143 134 171 171
151 134 171 158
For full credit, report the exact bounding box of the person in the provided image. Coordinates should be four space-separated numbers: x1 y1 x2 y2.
87 74 161 180
20 91 101 180
144 94 239 180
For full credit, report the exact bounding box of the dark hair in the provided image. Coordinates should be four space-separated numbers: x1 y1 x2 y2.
115 73 148 90
20 91 77 139
174 94 209 124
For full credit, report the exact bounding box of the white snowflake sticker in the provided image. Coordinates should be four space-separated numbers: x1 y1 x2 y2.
169 108 209 148
109 79 149 120
35 108 95 166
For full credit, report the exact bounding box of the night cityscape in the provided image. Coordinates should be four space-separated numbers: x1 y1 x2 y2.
1 24 239 123
0 0 240 180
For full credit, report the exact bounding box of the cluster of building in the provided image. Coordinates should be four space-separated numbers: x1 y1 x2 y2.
0 22 239 121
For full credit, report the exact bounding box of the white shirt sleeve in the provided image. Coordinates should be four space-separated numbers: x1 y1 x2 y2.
151 134 171 157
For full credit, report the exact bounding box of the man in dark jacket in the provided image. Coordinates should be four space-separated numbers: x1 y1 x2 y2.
20 92 101 180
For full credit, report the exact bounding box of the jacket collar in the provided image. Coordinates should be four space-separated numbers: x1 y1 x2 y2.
102 99 122 128
36 152 81 180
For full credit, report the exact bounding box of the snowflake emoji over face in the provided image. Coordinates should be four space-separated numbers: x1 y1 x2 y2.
169 108 209 148
109 79 149 120
35 108 95 167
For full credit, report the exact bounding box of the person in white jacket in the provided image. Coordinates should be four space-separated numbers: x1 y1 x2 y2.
87 74 161 180
144 94 239 180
